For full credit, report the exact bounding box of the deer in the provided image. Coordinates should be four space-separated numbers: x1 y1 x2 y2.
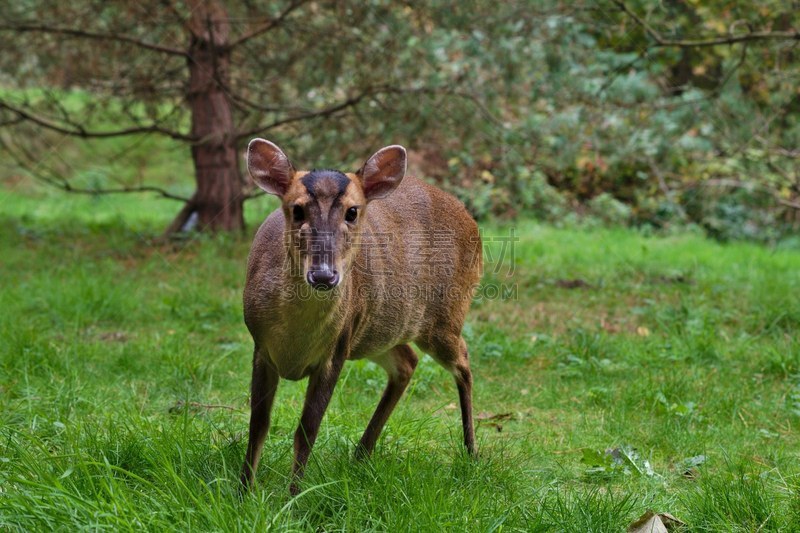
240 139 483 495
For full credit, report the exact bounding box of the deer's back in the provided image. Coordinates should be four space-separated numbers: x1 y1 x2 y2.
347 176 482 359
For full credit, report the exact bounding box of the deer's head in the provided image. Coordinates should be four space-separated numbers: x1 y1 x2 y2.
247 139 406 291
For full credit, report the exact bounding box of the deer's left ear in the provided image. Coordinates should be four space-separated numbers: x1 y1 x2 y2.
359 145 406 202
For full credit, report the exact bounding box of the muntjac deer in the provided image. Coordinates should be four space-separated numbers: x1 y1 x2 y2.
240 139 482 494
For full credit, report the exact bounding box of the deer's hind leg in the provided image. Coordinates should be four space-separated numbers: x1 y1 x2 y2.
424 335 476 456
356 344 418 458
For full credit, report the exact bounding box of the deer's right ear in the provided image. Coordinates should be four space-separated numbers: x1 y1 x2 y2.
247 138 294 197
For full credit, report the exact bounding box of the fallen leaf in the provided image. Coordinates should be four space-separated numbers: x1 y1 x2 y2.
627 510 686 532
601 318 621 333
476 412 514 421
476 412 514 433
628 513 667 533
555 278 593 289
636 326 651 337
168 400 239 414
682 468 698 480
652 274 694 285
659 513 685 528
679 454 707 479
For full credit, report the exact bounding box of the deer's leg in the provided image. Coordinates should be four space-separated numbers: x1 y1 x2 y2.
453 338 476 457
240 351 280 489
356 344 418 459
290 336 349 495
429 335 476 457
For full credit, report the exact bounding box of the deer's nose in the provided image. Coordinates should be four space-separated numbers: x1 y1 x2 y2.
307 269 340 290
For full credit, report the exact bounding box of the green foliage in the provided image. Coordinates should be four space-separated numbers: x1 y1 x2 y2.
682 466 791 532
2 1 797 240
587 193 632 226
581 446 655 479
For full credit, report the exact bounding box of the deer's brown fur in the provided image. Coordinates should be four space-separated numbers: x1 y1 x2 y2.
240 139 482 494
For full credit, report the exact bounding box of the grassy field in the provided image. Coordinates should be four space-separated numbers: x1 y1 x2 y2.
1 183 800 531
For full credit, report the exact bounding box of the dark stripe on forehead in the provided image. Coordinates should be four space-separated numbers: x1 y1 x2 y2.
301 170 350 199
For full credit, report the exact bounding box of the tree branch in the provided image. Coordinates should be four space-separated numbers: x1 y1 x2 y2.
60 183 190 202
235 88 374 140
235 80 511 142
0 101 194 142
612 0 799 48
690 178 800 210
237 84 506 200
227 0 308 48
0 22 188 56
243 190 266 201
0 135 189 202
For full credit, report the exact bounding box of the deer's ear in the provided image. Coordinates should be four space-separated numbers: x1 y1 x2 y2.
247 138 294 197
359 145 406 201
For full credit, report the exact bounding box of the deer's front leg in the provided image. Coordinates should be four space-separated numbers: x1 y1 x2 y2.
290 335 349 495
240 351 279 490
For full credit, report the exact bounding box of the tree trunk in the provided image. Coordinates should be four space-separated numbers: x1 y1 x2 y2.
171 0 244 233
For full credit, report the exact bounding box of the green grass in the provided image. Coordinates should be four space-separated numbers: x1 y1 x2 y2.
1 184 800 531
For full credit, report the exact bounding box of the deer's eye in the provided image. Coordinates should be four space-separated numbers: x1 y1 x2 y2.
345 207 358 223
292 205 305 223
